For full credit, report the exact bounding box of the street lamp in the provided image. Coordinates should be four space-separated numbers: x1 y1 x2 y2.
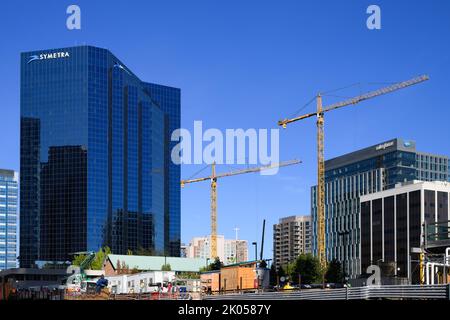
252 242 258 262
338 231 350 283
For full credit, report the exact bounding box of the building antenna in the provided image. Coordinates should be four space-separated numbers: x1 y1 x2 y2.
233 226 240 240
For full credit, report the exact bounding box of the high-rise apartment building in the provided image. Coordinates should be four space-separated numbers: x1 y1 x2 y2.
20 46 180 267
0 169 18 270
273 215 311 270
311 138 449 278
187 235 248 264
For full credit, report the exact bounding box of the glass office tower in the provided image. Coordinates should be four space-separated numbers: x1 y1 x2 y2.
20 46 180 267
311 138 449 278
0 169 18 270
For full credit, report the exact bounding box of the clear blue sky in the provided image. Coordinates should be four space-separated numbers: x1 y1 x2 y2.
1 1 449 260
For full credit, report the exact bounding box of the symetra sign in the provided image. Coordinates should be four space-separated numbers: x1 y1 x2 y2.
375 141 394 151
27 51 70 64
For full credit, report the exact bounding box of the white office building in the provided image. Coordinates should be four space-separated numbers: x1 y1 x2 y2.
360 180 450 282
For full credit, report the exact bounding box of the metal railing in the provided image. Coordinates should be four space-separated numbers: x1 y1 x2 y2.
424 220 450 249
203 284 449 300
9 289 66 300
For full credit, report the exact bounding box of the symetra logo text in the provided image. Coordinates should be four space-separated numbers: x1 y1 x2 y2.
27 51 70 64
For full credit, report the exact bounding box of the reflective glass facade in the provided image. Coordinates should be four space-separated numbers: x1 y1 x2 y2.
0 169 18 270
311 138 449 278
20 46 180 267
141 83 181 256
312 168 385 277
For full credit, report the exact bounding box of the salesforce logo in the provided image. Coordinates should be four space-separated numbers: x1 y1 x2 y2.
27 51 70 64
403 141 412 148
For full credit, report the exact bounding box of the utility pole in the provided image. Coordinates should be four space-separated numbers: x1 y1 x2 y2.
252 242 258 262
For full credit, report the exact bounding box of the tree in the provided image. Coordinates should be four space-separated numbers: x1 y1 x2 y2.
199 257 224 272
130 267 140 274
72 254 87 266
119 261 130 274
277 265 286 279
90 246 111 270
135 246 155 256
292 254 322 284
177 272 200 279
161 264 172 271
116 260 122 274
286 261 296 281
269 264 277 286
325 259 344 284
210 257 223 271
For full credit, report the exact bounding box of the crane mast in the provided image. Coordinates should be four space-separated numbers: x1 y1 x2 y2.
210 163 218 258
316 94 326 266
278 75 429 268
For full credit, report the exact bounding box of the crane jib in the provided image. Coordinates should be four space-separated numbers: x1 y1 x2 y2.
279 75 429 125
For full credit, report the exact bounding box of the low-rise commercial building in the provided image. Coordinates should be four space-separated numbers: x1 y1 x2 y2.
360 180 450 283
106 270 176 294
0 268 68 300
103 254 207 276
200 261 269 293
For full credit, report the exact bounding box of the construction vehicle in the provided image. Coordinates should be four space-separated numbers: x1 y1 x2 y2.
181 160 301 259
278 75 429 267
65 251 112 299
66 251 96 287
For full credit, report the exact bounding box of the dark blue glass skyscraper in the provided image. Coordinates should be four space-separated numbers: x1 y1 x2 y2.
20 46 180 267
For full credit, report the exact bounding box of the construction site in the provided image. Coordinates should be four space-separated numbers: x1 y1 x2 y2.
4 72 450 301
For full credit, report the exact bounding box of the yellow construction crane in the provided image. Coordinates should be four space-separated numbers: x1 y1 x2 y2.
181 159 301 259
278 75 429 267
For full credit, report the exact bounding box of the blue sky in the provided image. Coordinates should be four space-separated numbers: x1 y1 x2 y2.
1 0 450 260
